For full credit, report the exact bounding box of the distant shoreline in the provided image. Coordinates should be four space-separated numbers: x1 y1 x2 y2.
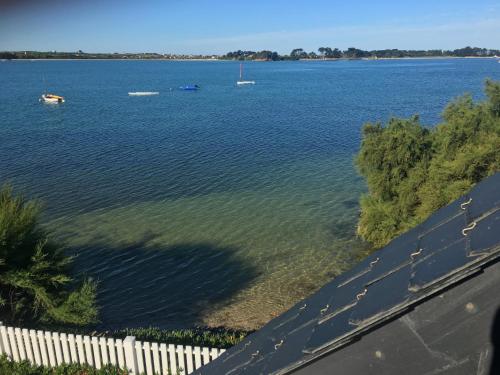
363 56 499 60
303 56 499 61
3 56 498 62
3 58 221 62
3 47 499 62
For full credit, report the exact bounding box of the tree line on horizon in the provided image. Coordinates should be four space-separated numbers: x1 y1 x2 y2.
0 50 218 60
2 46 500 61
222 46 500 60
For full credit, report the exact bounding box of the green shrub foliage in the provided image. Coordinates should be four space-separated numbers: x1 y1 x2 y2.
114 326 249 349
0 355 127 375
0 186 98 326
356 79 500 248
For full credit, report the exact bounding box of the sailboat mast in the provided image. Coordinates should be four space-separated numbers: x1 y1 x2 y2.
240 63 243 80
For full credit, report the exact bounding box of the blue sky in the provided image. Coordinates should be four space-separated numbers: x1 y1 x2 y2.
1 0 500 54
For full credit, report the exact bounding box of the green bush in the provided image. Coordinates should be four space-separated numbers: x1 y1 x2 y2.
0 355 127 375
0 186 98 326
113 326 249 349
356 79 500 248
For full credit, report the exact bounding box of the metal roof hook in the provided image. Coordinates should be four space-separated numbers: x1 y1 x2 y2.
462 221 477 236
410 248 423 260
320 304 330 315
274 340 284 350
370 257 380 267
356 288 368 301
460 197 472 210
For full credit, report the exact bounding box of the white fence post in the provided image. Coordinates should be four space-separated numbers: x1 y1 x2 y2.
29 330 41 365
14 328 26 360
151 342 160 374
202 347 210 365
1 324 11 358
22 329 34 364
123 336 138 375
8 327 20 361
91 336 101 369
37 330 48 366
185 345 194 374
176 345 186 374
60 333 71 363
168 344 177 374
0 322 4 355
116 338 125 368
135 340 145 374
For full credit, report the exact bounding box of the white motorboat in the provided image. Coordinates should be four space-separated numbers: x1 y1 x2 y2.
40 94 65 103
128 92 160 96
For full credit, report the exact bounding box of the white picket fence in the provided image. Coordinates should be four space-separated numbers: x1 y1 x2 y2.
0 322 225 374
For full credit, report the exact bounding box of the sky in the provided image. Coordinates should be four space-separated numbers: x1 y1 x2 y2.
1 0 500 54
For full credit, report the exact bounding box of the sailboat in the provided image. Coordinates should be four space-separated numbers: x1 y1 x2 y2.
39 75 65 103
237 63 255 85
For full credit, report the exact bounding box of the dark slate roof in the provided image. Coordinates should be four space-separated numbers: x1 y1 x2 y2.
194 173 500 375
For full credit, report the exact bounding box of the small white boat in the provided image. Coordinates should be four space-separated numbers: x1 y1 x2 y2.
237 80 256 85
237 63 255 85
40 94 65 103
128 91 159 96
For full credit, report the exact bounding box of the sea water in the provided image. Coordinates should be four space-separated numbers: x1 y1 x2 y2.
1 58 499 329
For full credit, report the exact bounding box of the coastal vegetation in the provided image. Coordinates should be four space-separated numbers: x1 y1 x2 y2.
212 46 500 60
113 326 248 349
355 79 500 248
0 355 127 375
0 185 98 326
1 46 499 61
0 50 218 60
23 324 248 350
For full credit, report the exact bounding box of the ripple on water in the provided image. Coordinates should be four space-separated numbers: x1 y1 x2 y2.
2 59 499 330
51 157 364 329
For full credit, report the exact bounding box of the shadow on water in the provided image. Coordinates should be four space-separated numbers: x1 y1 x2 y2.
490 307 500 375
68 234 259 330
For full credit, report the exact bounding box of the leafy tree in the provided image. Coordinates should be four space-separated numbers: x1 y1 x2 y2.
485 78 500 117
356 80 500 248
330 48 342 58
270 51 280 61
343 47 371 58
290 48 307 60
317 47 341 58
0 52 16 59
318 47 333 57
252 50 281 61
0 185 98 326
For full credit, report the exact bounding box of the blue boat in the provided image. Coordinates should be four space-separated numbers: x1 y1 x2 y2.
179 84 200 91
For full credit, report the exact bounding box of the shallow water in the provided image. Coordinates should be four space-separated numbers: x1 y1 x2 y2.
1 58 499 329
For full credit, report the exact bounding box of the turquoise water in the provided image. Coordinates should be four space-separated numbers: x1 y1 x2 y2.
1 59 499 330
